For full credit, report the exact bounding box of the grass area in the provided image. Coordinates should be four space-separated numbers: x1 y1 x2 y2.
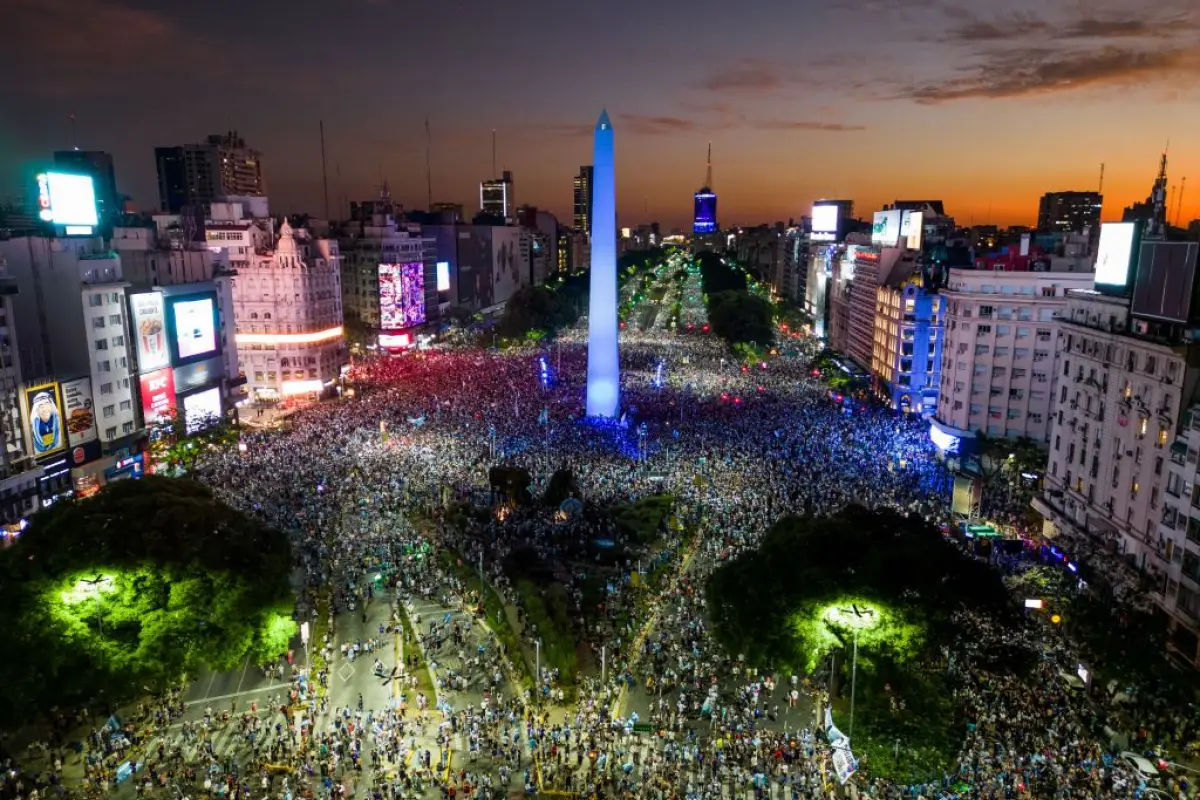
514 579 579 686
395 599 437 705
437 548 533 692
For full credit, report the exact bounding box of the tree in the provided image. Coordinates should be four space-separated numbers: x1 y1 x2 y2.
149 409 240 475
707 291 775 347
0 477 295 726
495 285 579 340
697 252 747 296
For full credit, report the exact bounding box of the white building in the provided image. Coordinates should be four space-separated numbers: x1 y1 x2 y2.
932 268 1094 448
1156 406 1200 664
231 219 345 401
340 208 436 331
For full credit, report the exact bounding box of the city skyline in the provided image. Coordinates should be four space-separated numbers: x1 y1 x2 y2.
4 0 1200 228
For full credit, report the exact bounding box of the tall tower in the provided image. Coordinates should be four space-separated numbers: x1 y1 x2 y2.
586 110 620 419
693 143 717 234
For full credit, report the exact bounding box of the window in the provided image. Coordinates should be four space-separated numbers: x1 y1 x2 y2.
112 335 124 347
102 405 115 418
105 426 117 440
89 294 104 307
997 325 1011 336
92 317 105 329
119 400 131 411
122 421 135 435
100 382 113 395
109 314 122 325
98 360 111 373
94 339 108 351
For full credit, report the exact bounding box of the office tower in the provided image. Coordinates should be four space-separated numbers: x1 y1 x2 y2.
155 132 264 213
693 143 717 234
586 111 619 419
1037 191 1103 234
480 171 514 219
573 166 593 236
53 150 119 226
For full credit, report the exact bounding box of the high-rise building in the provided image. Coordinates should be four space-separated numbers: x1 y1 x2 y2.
53 150 119 227
1037 191 1103 234
155 132 264 213
871 262 945 417
573 166 593 236
480 171 514 220
693 144 717 235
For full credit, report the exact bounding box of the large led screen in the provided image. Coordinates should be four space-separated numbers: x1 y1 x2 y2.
62 377 98 446
37 172 99 227
1131 241 1200 323
130 292 170 372
183 387 222 433
169 294 219 362
812 204 840 234
140 369 176 424
1095 222 1138 288
379 262 426 329
871 210 902 246
25 382 65 457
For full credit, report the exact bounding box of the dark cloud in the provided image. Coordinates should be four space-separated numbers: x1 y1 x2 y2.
618 114 701 135
752 120 867 132
1059 17 1191 39
945 15 1050 42
899 45 1200 103
942 9 1197 43
700 61 785 93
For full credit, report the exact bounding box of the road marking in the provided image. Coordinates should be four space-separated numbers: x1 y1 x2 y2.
337 663 356 683
185 682 292 706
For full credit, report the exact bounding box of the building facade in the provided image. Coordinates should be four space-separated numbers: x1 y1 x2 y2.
231 220 345 401
871 261 944 416
573 166 593 236
1037 191 1103 234
340 212 435 331
932 269 1093 447
480 171 514 220
155 133 264 213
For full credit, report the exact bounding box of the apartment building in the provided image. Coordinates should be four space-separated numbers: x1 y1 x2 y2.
931 268 1093 449
1156 408 1200 664
871 257 944 416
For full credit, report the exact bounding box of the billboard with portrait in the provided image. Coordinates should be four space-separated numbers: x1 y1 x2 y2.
130 292 170 372
1095 222 1139 290
140 369 177 424
166 293 220 363
379 262 427 330
491 226 525 306
871 210 902 246
24 382 66 458
61 377 98 446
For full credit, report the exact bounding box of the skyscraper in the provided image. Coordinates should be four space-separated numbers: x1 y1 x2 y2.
154 132 264 213
693 143 717 234
586 111 619 419
480 171 514 219
573 166 593 236
1036 191 1102 234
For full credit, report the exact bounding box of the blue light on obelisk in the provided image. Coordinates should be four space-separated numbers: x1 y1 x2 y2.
586 110 620 418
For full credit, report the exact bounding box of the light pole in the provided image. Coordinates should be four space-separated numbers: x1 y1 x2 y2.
601 645 606 685
849 628 859 743
535 639 541 699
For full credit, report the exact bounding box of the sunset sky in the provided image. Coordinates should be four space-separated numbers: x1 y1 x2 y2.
3 0 1200 230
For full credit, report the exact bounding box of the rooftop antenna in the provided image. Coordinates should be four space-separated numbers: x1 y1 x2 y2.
319 120 330 220
1098 163 1105 195
1176 176 1187 227
69 113 78 150
705 142 713 189
425 118 433 209
491 129 497 178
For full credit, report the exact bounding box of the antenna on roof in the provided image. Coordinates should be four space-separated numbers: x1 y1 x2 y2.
1098 163 1105 195
705 142 712 189
69 113 78 151
491 129 497 178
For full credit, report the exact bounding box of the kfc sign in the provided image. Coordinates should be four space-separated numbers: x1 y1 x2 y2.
140 369 177 424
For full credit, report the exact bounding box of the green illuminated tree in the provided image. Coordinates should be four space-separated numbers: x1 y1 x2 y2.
149 409 241 475
0 476 295 726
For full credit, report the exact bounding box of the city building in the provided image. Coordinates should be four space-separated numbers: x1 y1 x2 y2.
517 206 559 287
1037 191 1103 235
573 166 593 236
230 219 345 402
340 198 437 334
422 224 531 312
556 228 573 275
771 226 808 305
53 150 119 229
480 171 514 220
0 257 39 525
733 224 783 284
931 268 1094 451
871 257 945 416
693 144 717 236
155 132 265 213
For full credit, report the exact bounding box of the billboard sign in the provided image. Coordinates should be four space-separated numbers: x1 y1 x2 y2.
436 261 451 292
901 211 924 250
871 210 902 246
182 387 222 433
172 356 222 393
140 369 177 424
1095 222 1138 289
1131 241 1200 323
130 292 170 372
62 377 98 446
492 227 525 305
811 204 839 239
167 293 220 363
25 382 66 458
379 262 427 330
36 172 99 230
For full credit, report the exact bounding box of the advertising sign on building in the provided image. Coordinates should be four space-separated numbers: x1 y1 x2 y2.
871 210 903 246
900 211 924 250
130 292 170 372
140 369 177 424
169 295 219 361
24 382 66 458
61 377 98 446
1095 222 1139 289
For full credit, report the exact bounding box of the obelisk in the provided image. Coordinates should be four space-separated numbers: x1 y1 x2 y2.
586 110 620 418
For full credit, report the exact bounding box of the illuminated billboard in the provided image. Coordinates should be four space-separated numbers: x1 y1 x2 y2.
693 191 718 234
379 262 426 329
36 172 99 232
182 387 222 433
167 293 220 363
436 261 451 292
811 204 839 241
871 210 902 246
62 377 98 446
130 292 170 372
900 211 924 250
140 369 176 424
24 382 66 458
1095 222 1138 289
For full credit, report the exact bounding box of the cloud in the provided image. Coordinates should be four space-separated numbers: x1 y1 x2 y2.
752 120 867 132
618 114 701 135
700 61 786 93
941 8 1198 43
899 45 1200 103
1058 17 1192 39
945 15 1050 42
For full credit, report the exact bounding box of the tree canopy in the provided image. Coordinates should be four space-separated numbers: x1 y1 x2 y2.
707 291 775 348
495 285 580 340
0 476 295 725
